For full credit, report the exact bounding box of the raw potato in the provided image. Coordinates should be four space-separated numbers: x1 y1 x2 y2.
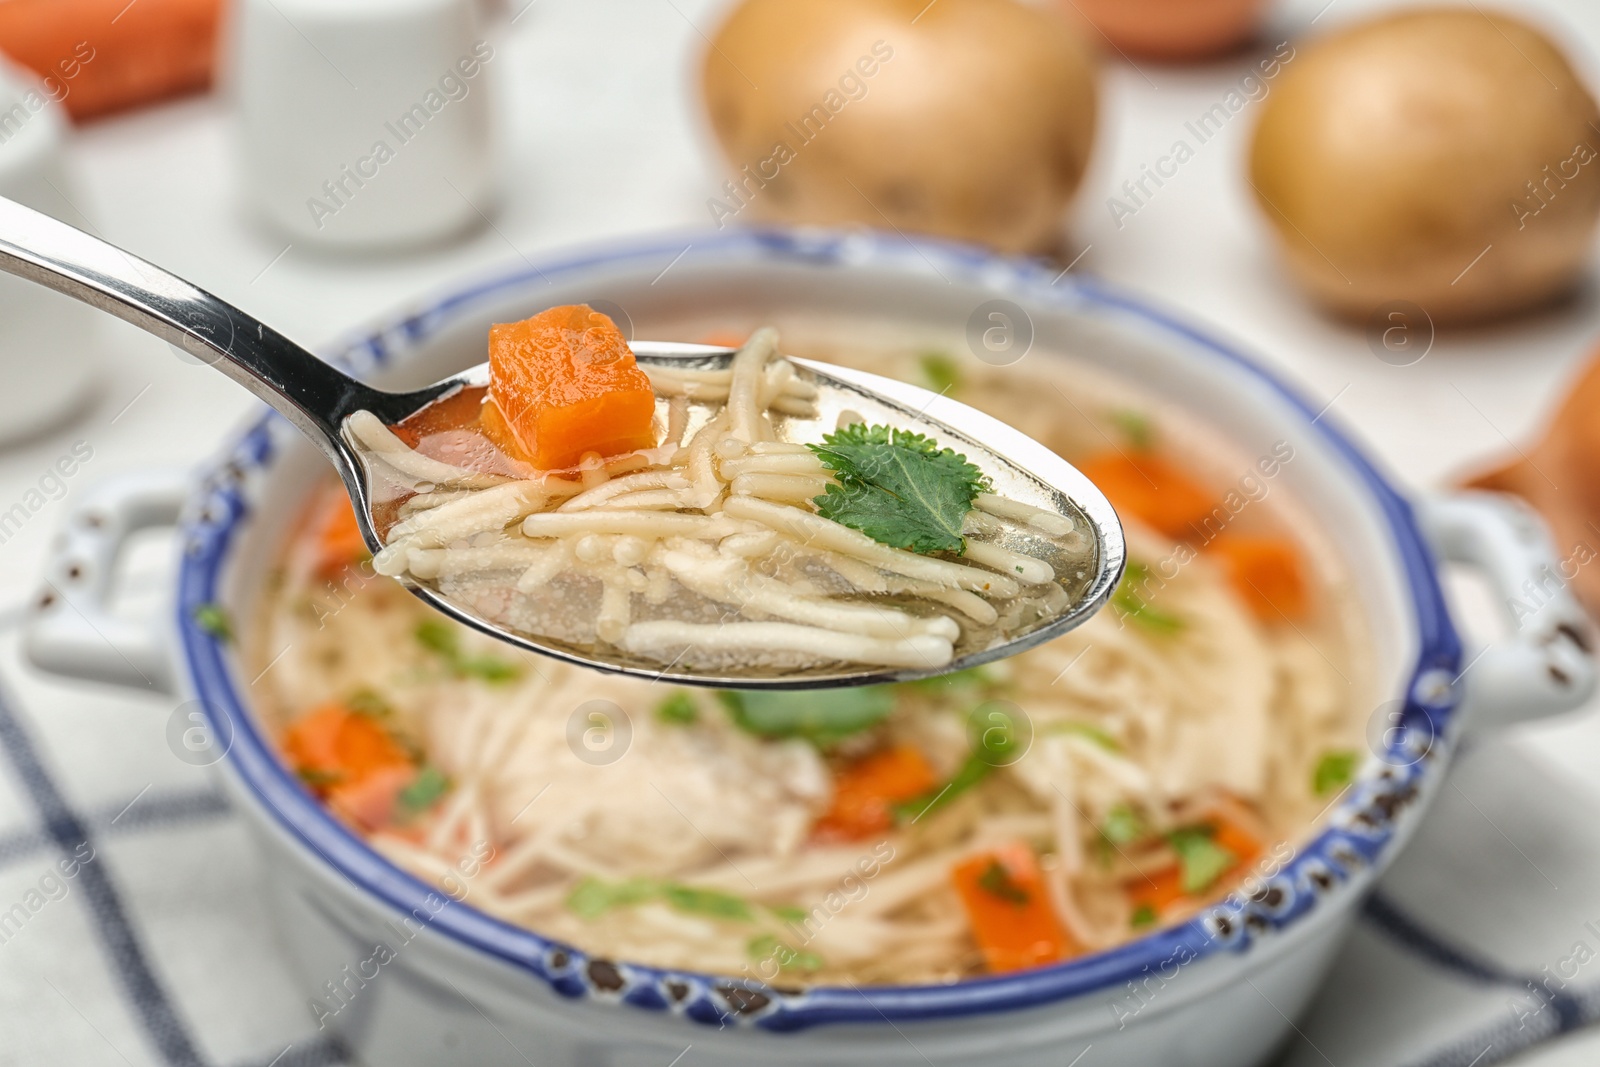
1249 8 1600 324
701 0 1097 255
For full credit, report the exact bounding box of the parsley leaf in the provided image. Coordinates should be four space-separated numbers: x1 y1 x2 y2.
415 619 520 684
809 424 990 555
193 603 233 642
656 692 698 725
1051 721 1122 752
1167 826 1237 895
1313 749 1358 796
748 934 824 973
566 876 659 920
892 751 994 823
718 687 894 747
1100 803 1146 846
565 876 792 926
397 766 450 819
1130 903 1158 928
1112 562 1184 634
976 859 1031 904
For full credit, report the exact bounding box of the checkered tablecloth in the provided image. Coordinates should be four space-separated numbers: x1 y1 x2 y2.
3 620 1600 1067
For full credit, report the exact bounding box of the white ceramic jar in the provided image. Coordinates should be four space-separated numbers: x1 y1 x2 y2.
0 59 99 446
228 0 498 250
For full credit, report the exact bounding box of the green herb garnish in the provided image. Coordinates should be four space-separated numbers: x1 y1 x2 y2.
1167 826 1237 895
769 904 809 924
897 665 995 696
1112 562 1184 634
415 619 520 683
748 934 824 973
1110 409 1154 451
975 859 1031 904
718 687 894 747
193 603 233 642
345 688 393 720
1100 802 1146 847
893 751 994 823
1313 749 1358 796
917 351 963 395
1130 903 1158 928
809 423 990 555
656 692 698 726
565 876 795 925
397 766 450 819
662 884 754 921
566 876 660 920
1051 721 1121 752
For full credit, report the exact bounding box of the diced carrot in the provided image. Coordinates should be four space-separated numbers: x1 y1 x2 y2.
697 330 751 348
0 0 220 121
1125 813 1263 917
1212 816 1263 869
328 764 416 832
1078 451 1215 541
1126 866 1187 916
477 394 535 466
951 842 1071 973
1208 535 1308 621
812 745 939 841
282 703 413 789
487 305 657 471
315 493 369 577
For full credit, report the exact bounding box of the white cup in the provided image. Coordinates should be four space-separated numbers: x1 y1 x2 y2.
0 59 99 447
228 0 499 250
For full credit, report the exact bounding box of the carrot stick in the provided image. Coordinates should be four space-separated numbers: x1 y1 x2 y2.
812 745 938 841
951 842 1071 973
1077 451 1215 541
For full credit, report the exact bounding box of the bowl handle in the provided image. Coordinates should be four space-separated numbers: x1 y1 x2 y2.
1419 490 1596 727
22 468 191 695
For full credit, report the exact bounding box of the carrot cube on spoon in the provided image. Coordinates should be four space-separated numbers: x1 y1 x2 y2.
486 304 657 471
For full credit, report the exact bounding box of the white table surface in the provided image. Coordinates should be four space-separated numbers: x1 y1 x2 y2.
2 0 1599 1061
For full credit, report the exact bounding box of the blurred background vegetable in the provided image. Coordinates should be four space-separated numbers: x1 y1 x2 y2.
700 0 1098 255
0 0 220 120
1467 337 1600 619
1065 0 1269 61
1248 7 1600 324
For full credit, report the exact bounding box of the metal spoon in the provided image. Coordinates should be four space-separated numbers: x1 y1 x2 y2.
0 195 1125 689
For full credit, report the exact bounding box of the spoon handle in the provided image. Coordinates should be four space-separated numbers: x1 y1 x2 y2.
0 195 388 463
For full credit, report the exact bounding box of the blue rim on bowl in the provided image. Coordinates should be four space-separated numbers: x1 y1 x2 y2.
175 227 1462 1031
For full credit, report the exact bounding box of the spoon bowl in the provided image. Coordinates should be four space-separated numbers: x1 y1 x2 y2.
0 195 1124 688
